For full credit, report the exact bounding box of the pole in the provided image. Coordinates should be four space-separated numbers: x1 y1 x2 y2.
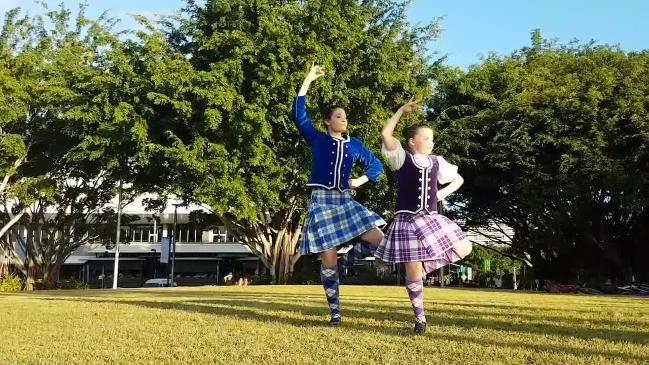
513 267 518 290
112 180 123 289
170 204 178 287
216 261 220 286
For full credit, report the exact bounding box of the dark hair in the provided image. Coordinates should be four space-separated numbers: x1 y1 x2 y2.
321 105 345 120
403 123 433 142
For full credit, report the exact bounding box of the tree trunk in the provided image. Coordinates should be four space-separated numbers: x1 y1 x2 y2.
259 225 301 284
0 253 8 279
44 262 62 289
221 210 303 285
24 262 43 291
269 227 301 284
228 223 301 285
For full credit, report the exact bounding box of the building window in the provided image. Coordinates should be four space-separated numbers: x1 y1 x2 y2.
129 225 158 243
212 226 237 243
174 223 201 243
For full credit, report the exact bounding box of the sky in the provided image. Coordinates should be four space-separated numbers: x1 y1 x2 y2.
1 0 647 69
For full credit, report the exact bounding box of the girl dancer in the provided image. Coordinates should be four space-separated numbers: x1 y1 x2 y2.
375 97 473 333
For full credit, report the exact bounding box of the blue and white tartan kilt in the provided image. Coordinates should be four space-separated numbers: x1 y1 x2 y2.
300 188 386 255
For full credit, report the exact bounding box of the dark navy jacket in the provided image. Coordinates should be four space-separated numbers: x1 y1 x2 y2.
292 96 383 191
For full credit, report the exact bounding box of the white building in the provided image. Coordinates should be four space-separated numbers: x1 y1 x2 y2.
1 194 262 288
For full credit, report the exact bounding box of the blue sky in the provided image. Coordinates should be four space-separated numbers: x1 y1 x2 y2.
2 0 647 69
406 0 648 68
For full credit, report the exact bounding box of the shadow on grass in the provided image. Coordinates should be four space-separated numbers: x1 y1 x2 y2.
122 289 649 328
188 292 649 330
183 297 649 345
21 287 649 344
129 288 648 313
11 287 649 327
32 294 649 364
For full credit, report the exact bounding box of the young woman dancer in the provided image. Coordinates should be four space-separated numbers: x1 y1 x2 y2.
292 63 386 326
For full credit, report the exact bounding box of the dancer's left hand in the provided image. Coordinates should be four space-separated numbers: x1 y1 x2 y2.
349 179 357 192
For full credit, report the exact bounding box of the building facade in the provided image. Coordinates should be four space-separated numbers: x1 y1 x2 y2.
2 194 263 288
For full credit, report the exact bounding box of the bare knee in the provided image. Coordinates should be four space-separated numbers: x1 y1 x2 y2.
454 241 473 258
404 261 423 281
320 249 338 268
361 228 384 247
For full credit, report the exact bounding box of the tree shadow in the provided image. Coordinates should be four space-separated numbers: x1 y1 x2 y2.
34 292 649 361
22 287 649 344
197 292 649 329
183 297 649 345
34 295 649 363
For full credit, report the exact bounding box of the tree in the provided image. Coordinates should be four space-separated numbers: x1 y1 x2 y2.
429 31 649 284
0 8 41 254
161 0 441 283
463 245 523 288
0 5 189 289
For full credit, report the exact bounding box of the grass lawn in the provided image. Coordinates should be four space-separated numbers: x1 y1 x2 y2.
0 285 648 365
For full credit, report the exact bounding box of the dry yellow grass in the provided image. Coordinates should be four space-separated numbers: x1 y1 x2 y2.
1 285 648 365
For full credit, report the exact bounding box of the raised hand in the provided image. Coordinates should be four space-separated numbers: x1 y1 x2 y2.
298 62 325 96
399 95 422 114
305 62 325 82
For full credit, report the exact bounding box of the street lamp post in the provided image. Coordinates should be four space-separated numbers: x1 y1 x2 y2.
169 202 182 287
112 180 123 289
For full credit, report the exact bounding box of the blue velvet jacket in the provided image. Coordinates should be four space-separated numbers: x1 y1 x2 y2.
291 96 383 191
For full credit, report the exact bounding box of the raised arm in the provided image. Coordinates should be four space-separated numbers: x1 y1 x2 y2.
381 96 421 151
292 63 326 143
298 63 324 96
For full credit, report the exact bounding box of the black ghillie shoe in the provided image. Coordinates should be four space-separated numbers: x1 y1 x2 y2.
329 316 341 326
413 321 426 334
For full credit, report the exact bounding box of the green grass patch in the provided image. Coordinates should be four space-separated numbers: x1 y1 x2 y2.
1 286 647 364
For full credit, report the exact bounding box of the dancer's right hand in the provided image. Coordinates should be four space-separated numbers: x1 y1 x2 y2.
399 95 422 114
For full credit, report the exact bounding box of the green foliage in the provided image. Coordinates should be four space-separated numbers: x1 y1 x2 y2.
430 31 649 283
0 4 188 289
463 245 523 280
3 2 645 287
166 0 439 220
159 0 441 282
0 273 23 292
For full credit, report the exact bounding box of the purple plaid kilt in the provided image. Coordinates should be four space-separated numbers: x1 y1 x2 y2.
375 212 469 274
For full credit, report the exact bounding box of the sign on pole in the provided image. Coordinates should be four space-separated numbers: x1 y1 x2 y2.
160 237 171 264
